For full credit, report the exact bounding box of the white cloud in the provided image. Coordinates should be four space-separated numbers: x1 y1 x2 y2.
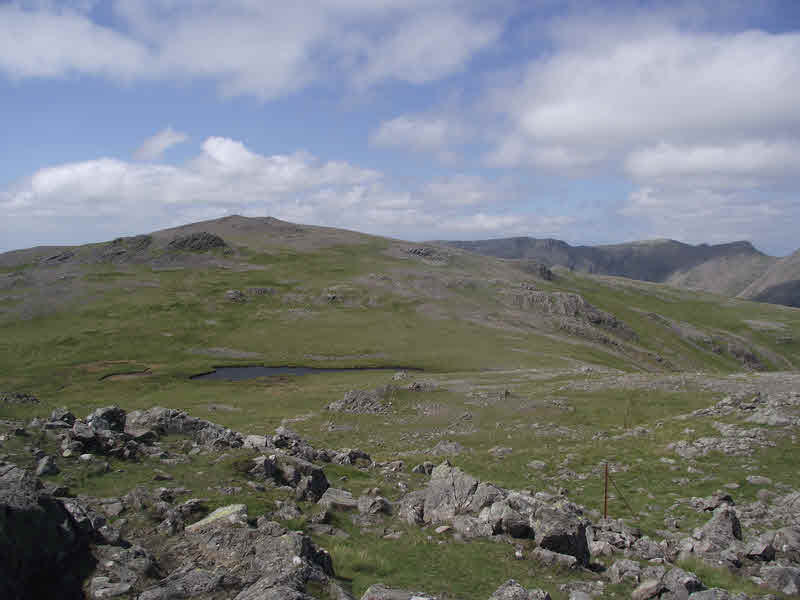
487 27 800 169
352 11 501 88
0 3 151 80
134 127 189 161
2 137 578 249
0 1 506 98
371 114 468 161
424 174 498 206
625 140 800 181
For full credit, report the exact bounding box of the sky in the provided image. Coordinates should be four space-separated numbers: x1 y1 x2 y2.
1 0 800 256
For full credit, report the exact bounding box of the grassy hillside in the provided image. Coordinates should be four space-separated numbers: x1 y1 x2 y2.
2 216 799 599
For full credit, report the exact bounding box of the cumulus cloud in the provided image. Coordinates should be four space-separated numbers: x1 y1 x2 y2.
352 11 501 88
625 140 800 182
0 3 151 80
0 1 506 98
487 27 800 169
134 127 189 161
1 137 574 249
371 114 469 162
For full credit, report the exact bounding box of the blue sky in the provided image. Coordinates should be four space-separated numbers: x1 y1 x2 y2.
1 0 799 255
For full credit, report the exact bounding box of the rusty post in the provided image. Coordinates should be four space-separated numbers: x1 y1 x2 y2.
603 462 609 520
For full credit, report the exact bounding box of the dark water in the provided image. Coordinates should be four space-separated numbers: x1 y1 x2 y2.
190 365 421 381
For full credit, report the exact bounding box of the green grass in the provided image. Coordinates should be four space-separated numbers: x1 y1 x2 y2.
2 237 800 599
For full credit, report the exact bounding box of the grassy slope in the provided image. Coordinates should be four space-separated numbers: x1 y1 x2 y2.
1 227 800 599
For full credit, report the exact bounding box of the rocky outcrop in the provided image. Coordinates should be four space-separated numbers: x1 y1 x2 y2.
327 387 394 415
167 232 228 252
402 461 592 566
0 463 94 600
506 291 636 341
140 510 336 600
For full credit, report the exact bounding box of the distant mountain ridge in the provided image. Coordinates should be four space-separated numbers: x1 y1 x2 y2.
438 237 800 308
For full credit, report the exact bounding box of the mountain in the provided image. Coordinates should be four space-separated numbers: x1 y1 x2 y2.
2 216 800 599
439 236 800 307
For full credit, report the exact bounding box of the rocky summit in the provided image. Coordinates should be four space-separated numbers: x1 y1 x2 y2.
1 216 800 599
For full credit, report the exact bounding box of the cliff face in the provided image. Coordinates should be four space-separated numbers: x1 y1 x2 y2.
440 237 800 307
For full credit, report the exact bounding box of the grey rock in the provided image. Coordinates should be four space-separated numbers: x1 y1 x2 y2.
480 501 531 538
631 579 664 600
359 583 438 599
412 462 434 475
609 559 642 584
631 536 663 560
452 515 494 539
87 406 127 432
318 488 358 512
250 453 329 502
489 579 551 600
358 495 391 515
50 407 76 425
745 536 776 561
427 440 465 456
0 463 92 600
661 567 703 600
529 547 578 569
328 387 393 415
243 435 267 449
35 455 59 476
761 565 800 595
688 590 731 600
422 462 479 524
774 527 800 561
533 505 590 565
695 506 742 555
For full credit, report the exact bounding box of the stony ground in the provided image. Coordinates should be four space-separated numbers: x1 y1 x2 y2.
2 368 800 600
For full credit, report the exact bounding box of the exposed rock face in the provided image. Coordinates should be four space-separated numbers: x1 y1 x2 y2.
360 583 438 599
507 290 635 340
488 579 551 600
0 463 94 600
327 387 394 415
694 506 743 555
140 514 335 600
167 232 228 252
404 461 592 565
0 391 39 404
125 406 244 449
250 453 330 502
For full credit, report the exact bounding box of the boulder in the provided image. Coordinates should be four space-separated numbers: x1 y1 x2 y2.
452 515 494 539
87 406 127 432
774 527 800 561
50 407 76 425
243 435 267 449
360 584 438 600
35 455 59 476
529 547 578 569
480 501 531 538
761 565 800 595
661 567 702 600
631 580 664 600
318 488 358 512
489 579 551 600
250 453 329 502
422 462 479 524
0 463 93 600
695 506 742 555
687 590 731 600
327 387 393 415
185 504 248 532
532 506 590 565
143 519 334 599
358 495 391 516
608 559 642 584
